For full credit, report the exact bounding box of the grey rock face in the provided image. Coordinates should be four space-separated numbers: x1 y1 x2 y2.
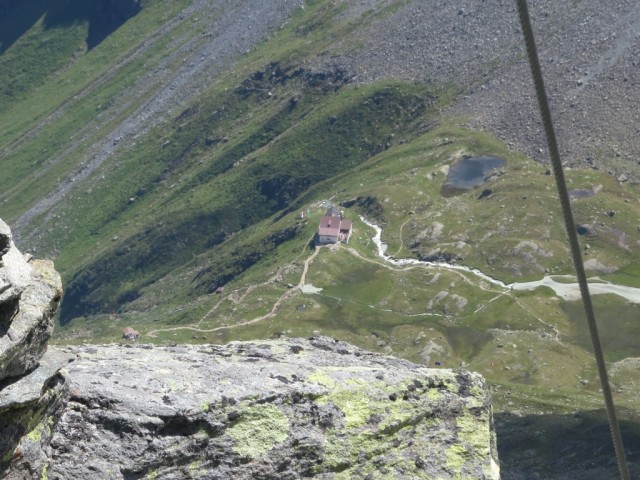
0 219 62 382
0 348 72 476
0 221 10 259
5 338 499 480
0 219 65 476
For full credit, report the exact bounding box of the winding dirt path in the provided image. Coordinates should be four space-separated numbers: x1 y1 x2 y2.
147 244 321 337
391 216 412 257
147 216 587 339
299 246 320 286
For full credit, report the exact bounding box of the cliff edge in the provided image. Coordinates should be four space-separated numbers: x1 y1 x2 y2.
0 219 499 479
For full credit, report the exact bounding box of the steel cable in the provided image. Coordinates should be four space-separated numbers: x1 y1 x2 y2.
515 1 630 478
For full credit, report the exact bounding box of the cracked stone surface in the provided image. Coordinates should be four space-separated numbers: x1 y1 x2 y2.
3 337 498 480
0 219 62 382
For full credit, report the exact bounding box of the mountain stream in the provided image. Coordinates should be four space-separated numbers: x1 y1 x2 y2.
361 217 640 304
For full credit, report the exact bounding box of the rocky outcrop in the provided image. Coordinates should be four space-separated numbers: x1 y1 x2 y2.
0 220 62 381
2 337 499 480
0 220 499 479
0 219 65 474
0 219 62 381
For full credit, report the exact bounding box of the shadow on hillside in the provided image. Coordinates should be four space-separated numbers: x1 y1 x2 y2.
0 0 141 53
496 409 640 479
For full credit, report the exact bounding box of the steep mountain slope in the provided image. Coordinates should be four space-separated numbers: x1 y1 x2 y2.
3 0 640 324
314 0 640 174
3 2 640 476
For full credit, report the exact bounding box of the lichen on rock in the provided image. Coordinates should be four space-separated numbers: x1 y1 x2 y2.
227 403 290 458
0 219 62 381
0 337 499 479
310 365 498 479
0 219 67 478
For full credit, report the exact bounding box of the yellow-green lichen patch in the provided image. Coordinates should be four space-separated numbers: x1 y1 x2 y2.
26 422 46 442
311 368 496 478
425 386 446 401
445 412 493 476
468 376 487 399
441 372 462 394
457 412 492 458
316 378 453 477
318 378 374 428
308 370 337 389
188 460 206 477
25 412 54 443
321 429 387 474
445 443 469 479
227 404 290 458
144 470 158 480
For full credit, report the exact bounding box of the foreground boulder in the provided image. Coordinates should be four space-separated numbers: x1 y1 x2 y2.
0 219 64 474
5 337 499 479
0 219 62 381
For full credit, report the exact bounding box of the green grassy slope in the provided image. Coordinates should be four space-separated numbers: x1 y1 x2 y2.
0 0 191 219
54 78 443 321
3 2 640 476
0 0 141 110
1 0 452 324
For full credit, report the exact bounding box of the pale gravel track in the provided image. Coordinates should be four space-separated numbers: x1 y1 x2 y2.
147 244 320 337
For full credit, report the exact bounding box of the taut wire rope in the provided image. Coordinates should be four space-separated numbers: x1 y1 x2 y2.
515 1 630 478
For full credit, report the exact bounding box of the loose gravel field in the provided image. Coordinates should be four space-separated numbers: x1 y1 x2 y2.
320 0 640 179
